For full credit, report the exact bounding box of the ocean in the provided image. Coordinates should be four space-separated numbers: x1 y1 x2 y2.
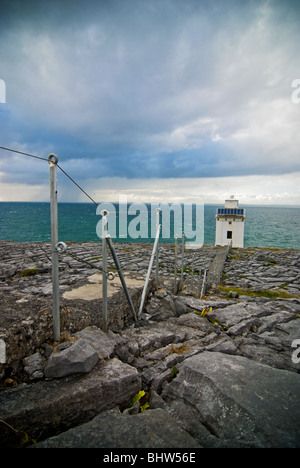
0 202 299 249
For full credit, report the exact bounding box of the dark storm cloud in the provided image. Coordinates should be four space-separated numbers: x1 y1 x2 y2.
0 0 300 195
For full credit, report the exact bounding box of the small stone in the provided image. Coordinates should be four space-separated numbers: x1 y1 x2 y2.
57 342 73 351
44 338 99 379
23 352 44 380
123 400 140 415
229 291 239 298
41 344 53 359
174 298 186 316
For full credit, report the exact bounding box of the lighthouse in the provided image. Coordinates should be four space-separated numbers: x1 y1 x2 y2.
215 196 246 248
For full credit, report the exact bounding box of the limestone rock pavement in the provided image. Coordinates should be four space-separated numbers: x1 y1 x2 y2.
0 241 300 448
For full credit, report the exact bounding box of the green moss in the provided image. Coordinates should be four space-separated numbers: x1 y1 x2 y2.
20 268 38 277
170 366 179 379
218 285 299 299
228 254 241 260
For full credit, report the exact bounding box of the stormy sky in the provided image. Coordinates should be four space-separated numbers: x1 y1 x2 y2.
0 0 299 205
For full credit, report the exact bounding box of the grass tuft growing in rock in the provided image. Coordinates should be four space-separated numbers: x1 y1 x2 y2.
218 285 300 299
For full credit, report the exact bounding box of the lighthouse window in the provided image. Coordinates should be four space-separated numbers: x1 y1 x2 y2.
227 231 232 239
217 208 245 216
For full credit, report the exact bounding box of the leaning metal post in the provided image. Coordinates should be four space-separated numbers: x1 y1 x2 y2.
101 210 108 332
106 236 137 322
155 208 161 290
48 154 60 342
138 223 161 317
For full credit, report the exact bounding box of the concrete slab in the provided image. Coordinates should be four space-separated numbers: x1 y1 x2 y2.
62 273 146 301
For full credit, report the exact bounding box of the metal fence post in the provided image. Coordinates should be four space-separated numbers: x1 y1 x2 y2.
155 208 161 290
101 210 108 332
174 235 179 294
48 154 60 342
106 236 137 322
139 223 161 317
201 268 208 298
197 269 202 298
180 232 185 290
190 254 195 293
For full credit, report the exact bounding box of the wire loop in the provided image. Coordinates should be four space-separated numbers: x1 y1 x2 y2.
48 153 58 164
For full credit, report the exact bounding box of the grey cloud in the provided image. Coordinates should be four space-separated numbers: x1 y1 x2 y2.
0 0 300 188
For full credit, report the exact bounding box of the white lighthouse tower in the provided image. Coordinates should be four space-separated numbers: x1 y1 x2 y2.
215 196 246 248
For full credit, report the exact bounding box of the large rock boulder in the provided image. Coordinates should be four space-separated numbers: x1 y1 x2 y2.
33 408 200 448
44 326 123 379
162 351 300 448
74 326 121 359
44 338 99 378
0 358 141 447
